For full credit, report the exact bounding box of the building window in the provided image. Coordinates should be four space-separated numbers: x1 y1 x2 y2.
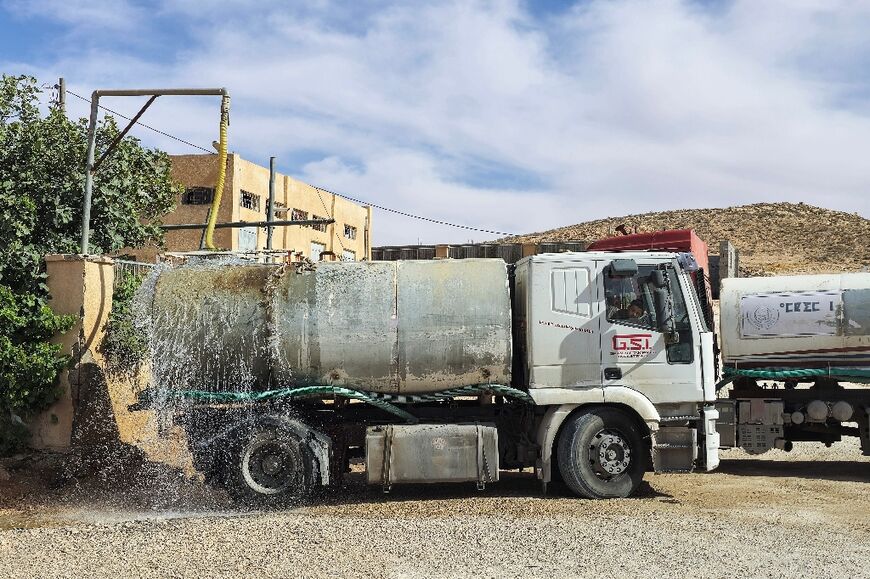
310 241 326 261
240 190 261 212
291 208 308 223
183 187 214 205
273 201 287 218
344 224 357 240
238 226 258 252
312 214 327 232
342 249 356 262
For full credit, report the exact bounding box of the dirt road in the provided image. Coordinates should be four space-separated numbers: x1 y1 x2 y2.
1 439 868 578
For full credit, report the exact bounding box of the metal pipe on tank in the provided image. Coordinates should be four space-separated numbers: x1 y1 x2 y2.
79 87 229 254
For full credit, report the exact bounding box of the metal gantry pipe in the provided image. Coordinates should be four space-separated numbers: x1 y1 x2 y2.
81 94 101 255
161 218 334 231
80 87 228 254
92 88 228 98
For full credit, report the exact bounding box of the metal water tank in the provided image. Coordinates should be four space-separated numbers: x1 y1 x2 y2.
719 272 870 367
148 259 512 394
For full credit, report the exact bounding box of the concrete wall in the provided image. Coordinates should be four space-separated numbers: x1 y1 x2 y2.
29 255 114 450
29 255 194 472
129 154 372 261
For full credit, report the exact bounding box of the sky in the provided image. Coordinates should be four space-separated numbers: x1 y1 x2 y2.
1 0 869 246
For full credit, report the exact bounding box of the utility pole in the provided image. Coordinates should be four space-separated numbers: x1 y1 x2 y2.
58 77 66 112
267 156 276 251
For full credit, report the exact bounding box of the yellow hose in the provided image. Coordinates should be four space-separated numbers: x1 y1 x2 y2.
204 95 230 250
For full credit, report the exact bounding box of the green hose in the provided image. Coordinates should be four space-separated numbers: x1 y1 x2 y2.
151 385 419 423
723 366 870 382
139 383 536 424
366 384 535 405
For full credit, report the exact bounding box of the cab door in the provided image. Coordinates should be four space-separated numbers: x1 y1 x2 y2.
527 259 604 389
599 265 702 404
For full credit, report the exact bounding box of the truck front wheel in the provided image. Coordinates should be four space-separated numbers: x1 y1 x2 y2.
557 408 646 499
226 424 318 504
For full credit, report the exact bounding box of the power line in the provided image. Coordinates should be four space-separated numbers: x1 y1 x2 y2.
310 186 516 236
64 88 516 236
312 184 347 254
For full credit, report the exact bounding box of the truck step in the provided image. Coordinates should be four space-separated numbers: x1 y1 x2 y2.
659 415 698 423
651 426 698 473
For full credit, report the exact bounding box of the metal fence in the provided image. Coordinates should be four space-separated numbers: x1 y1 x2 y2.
113 259 155 289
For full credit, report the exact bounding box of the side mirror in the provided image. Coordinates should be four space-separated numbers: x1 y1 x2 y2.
610 259 638 277
653 287 678 342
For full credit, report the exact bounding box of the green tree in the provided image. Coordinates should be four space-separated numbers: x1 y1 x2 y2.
102 269 149 372
0 74 181 453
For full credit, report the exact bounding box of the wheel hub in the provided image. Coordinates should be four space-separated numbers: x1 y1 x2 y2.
261 453 284 477
245 440 298 494
591 430 631 478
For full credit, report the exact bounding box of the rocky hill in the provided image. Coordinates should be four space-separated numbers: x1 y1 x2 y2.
505 203 869 275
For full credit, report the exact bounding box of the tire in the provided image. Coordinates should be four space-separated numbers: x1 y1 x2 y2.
556 407 647 499
225 424 318 504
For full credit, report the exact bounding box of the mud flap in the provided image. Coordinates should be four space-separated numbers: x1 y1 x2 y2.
702 405 720 471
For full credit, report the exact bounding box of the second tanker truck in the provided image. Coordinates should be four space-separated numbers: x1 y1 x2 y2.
136 250 869 502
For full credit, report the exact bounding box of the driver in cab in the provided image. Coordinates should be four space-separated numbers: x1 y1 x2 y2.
615 299 651 326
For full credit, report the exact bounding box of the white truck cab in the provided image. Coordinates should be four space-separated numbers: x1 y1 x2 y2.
514 251 720 493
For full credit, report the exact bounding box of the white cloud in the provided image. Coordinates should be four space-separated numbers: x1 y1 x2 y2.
2 0 869 245
3 0 145 31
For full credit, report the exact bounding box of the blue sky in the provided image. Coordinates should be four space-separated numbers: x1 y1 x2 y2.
1 0 869 245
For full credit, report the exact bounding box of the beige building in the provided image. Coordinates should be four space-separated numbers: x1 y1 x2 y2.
133 154 372 262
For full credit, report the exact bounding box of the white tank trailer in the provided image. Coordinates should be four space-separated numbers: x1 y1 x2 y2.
720 272 870 367
716 272 870 456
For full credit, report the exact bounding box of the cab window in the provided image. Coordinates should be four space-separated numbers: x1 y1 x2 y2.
603 265 694 364
604 265 659 330
665 269 694 364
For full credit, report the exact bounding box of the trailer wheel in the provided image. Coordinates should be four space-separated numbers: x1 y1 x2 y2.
557 408 646 499
226 424 318 504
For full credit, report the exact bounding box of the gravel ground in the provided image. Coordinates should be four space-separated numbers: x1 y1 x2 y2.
1 438 868 579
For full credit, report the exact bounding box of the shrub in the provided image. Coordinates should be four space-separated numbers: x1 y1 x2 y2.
0 286 75 454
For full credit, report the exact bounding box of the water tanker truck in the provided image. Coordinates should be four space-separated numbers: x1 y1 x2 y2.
716 273 870 454
590 229 869 457
137 252 870 502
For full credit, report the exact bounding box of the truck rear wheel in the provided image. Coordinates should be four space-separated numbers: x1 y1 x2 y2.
226 424 318 504
557 408 646 499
